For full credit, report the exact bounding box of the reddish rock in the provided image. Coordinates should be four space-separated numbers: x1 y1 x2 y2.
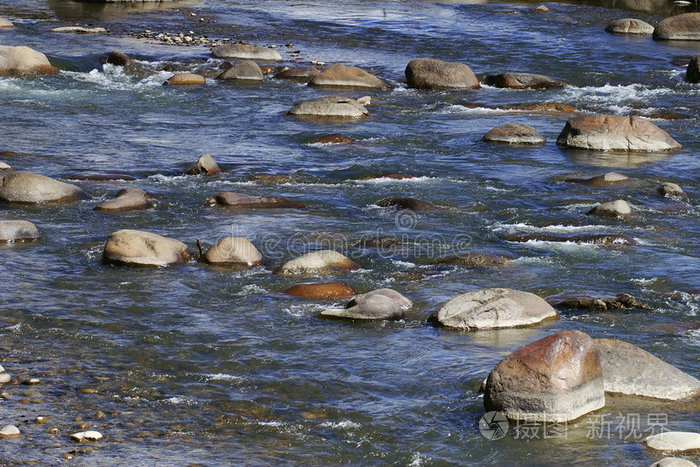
283 282 356 299
165 73 206 86
405 58 481 90
207 192 305 209
484 72 567 89
314 134 354 144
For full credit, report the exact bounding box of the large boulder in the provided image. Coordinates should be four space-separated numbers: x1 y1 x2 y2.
308 63 389 89
276 250 359 275
186 155 220 175
0 17 13 28
687 55 700 83
0 220 39 243
217 60 263 81
405 58 480 90
0 171 87 204
653 13 700 41
275 66 320 81
165 73 206 86
103 229 190 267
283 282 356 300
288 96 368 119
588 199 632 218
483 123 545 145
321 288 412 320
556 115 682 152
211 43 282 61
0 46 59 76
207 192 304 209
484 72 567 89
594 338 700 401
94 188 152 213
432 288 558 330
644 432 700 453
605 18 654 35
201 237 262 266
484 330 605 422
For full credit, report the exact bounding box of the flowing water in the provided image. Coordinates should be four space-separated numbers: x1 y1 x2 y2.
0 0 699 464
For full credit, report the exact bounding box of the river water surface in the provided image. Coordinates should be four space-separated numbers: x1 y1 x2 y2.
0 0 698 464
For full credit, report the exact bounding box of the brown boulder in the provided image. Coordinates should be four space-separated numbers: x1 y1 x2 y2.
103 229 190 267
94 188 152 213
275 66 320 81
377 197 437 211
313 134 354 144
283 282 356 300
105 50 131 67
687 55 700 83
186 155 220 175
605 18 654 35
207 192 305 209
483 123 545 145
484 330 605 422
405 58 481 90
654 13 700 41
484 72 567 89
165 73 206 86
202 237 262 266
0 171 87 204
546 292 647 311
308 63 389 89
216 60 263 81
0 46 59 76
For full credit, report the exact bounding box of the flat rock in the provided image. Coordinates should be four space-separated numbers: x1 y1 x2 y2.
165 73 206 86
0 46 59 76
186 155 220 175
504 232 637 246
595 338 700 400
276 250 359 275
405 58 481 89
588 199 632 217
0 425 20 437
483 123 545 145
308 63 389 89
433 288 558 330
51 26 107 34
103 229 190 267
0 171 87 204
211 43 281 61
94 188 152 213
0 220 39 242
651 458 698 467
275 66 320 81
546 292 647 311
202 237 262 266
0 17 13 28
654 13 700 41
484 330 605 422
605 18 654 35
688 55 700 83
288 96 368 119
377 197 437 211
556 115 682 152
645 432 700 453
283 282 356 300
484 72 567 89
567 172 629 186
70 430 103 442
217 60 263 81
321 288 412 320
207 192 304 209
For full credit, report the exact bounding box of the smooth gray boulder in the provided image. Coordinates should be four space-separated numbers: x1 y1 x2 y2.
0 171 87 203
211 43 281 61
217 60 263 81
321 288 412 320
103 229 191 267
276 250 359 275
556 115 682 152
288 96 368 119
483 123 545 145
405 58 481 89
94 188 152 213
605 18 654 35
650 458 698 467
595 338 700 401
484 72 567 89
654 13 700 41
0 220 39 242
484 330 605 422
688 55 700 83
645 432 700 453
433 288 558 330
588 199 632 218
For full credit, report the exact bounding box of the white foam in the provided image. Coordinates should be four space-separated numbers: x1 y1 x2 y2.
202 373 245 383
320 420 360 429
350 176 435 185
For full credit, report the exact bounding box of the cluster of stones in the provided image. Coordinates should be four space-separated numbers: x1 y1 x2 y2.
131 29 212 46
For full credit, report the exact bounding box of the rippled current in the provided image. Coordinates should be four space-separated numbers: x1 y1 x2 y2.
0 0 698 464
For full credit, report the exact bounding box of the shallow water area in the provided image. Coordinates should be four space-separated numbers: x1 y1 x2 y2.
0 0 699 464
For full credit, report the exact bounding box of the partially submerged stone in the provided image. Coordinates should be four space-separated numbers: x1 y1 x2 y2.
103 229 190 267
283 282 356 300
650 458 698 467
433 288 558 330
186 155 220 175
313 134 354 144
50 26 107 34
566 172 629 186
321 288 412 320
0 220 39 243
434 252 513 268
275 66 320 81
309 63 389 89
202 237 262 266
653 13 700 41
288 96 368 119
207 192 304 209
484 72 567 89
0 17 13 28
70 431 103 443
688 55 700 83
94 188 152 213
503 232 637 246
658 182 686 200
483 123 545 145
595 338 700 401
546 292 647 311
217 60 263 81
557 115 681 152
377 197 437 211
211 43 281 61
0 162 11 171
105 50 131 67
645 432 700 453
0 425 20 437
0 171 87 204
0 46 59 76
405 58 481 89
165 73 206 86
276 250 359 275
588 199 632 218
484 330 605 422
605 18 654 35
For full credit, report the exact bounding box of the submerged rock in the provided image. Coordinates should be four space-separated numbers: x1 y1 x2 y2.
105 50 131 67
0 220 39 242
483 123 545 145
309 63 389 89
217 60 263 81
276 250 359 275
434 252 513 268
605 18 654 35
595 338 700 401
186 155 220 176
0 171 87 204
653 13 700 41
321 288 412 320
557 115 682 152
288 96 368 119
588 199 632 218
503 232 637 246
484 72 567 89
432 288 558 330
103 229 190 267
94 188 152 213
313 134 354 144
202 237 262 266
566 172 629 186
546 292 647 311
0 46 59 76
211 43 281 61
644 432 700 453
283 282 356 300
484 330 605 422
377 197 437 211
207 192 305 209
688 55 700 83
165 73 206 86
275 66 320 81
405 58 481 89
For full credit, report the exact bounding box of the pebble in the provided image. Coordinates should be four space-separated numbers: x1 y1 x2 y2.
0 424 20 437
70 430 103 442
35 416 47 424
22 378 41 385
